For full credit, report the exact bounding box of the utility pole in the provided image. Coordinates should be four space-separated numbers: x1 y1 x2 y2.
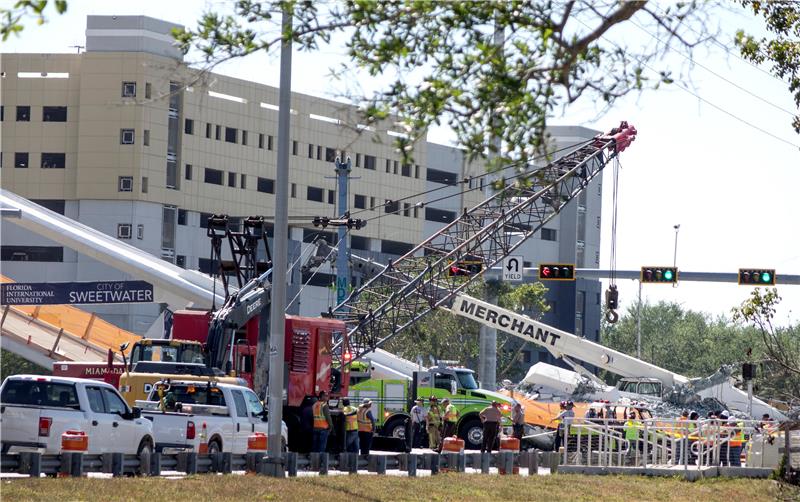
479 17 504 390
264 6 292 478
334 157 352 306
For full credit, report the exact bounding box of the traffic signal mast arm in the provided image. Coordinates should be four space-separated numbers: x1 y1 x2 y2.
451 294 686 388
333 122 637 361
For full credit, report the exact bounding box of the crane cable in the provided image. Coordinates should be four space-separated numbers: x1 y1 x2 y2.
605 156 621 324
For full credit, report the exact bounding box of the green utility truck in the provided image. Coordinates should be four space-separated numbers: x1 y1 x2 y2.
348 362 516 449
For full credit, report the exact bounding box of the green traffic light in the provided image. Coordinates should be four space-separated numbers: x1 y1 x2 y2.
761 272 772 283
663 269 674 281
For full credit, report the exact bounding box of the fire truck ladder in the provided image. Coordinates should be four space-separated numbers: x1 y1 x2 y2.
332 122 637 361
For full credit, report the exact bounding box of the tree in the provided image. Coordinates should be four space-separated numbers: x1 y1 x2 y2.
1 0 67 41
176 0 715 167
381 279 549 382
0 349 50 381
735 1 800 133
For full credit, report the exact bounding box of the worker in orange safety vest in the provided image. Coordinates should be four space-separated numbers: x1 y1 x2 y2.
357 398 375 455
311 391 333 453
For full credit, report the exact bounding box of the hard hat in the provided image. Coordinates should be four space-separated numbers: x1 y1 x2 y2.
719 410 730 419
415 397 423 403
442 398 450 403
361 398 372 406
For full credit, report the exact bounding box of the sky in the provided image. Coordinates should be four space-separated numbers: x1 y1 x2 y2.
3 1 799 327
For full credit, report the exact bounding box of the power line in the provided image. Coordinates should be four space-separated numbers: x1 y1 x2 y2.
629 19 796 117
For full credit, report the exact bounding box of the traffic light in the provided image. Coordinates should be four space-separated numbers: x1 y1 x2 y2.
640 266 678 284
448 260 483 277
538 263 576 281
738 268 776 286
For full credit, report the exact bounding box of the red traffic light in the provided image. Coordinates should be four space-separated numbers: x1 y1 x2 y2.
538 263 575 281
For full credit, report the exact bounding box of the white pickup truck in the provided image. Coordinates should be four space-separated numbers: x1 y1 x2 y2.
0 375 155 455
136 380 287 454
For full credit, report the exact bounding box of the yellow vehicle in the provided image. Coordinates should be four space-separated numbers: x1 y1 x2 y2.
116 340 246 406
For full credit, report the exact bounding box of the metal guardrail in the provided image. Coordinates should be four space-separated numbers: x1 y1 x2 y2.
0 449 561 478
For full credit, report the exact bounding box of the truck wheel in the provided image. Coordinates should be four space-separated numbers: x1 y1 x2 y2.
384 417 407 440
136 439 153 476
208 439 221 454
459 418 483 450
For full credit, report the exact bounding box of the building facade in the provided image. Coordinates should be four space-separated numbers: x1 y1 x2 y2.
0 16 603 372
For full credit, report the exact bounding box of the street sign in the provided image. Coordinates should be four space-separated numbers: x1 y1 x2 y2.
0 280 154 306
502 255 523 282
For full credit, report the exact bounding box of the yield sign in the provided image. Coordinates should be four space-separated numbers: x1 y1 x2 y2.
502 256 523 282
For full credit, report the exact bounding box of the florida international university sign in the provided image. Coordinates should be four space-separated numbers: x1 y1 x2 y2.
1 280 153 306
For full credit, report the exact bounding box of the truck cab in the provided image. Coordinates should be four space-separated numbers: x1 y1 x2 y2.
616 377 663 398
350 362 516 450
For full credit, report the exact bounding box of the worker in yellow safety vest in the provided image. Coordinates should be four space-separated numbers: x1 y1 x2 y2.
726 418 746 467
676 410 698 466
311 391 333 453
624 411 643 453
342 397 359 453
441 398 459 448
357 398 375 455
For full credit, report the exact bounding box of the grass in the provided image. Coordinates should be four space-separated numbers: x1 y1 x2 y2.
2 474 798 502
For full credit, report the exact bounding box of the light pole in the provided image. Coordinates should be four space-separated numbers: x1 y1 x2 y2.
672 224 680 288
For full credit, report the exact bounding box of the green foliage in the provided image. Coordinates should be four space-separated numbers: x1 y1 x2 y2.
177 1 713 165
381 279 549 382
1 0 67 41
1 349 50 381
736 1 800 133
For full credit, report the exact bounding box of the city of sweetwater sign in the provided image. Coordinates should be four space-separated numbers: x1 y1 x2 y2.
0 281 153 305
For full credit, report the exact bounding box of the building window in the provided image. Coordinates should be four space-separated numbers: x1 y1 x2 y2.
1 245 63 262
370 197 376 210
177 209 187 225
268 135 273 150
385 159 391 173
415 164 420 178
184 119 194 135
215 125 221 140
16 106 30 121
413 206 419 218
0 106 3 121
308 144 314 158
205 123 212 138
42 106 67 122
401 163 411 177
143 130 150 146
328 190 335 204
403 203 410 217
292 140 298 155
316 145 322 160
240 175 246 189
137 224 144 240
141 177 148 193
145 82 152 99
393 160 398 174
381 239 414 256
225 127 237 143
120 129 135 144
118 176 133 192
257 177 275 194
541 228 557 241
355 153 361 168
122 82 136 97
204 168 223 185
325 147 336 162
185 164 193 180
259 133 265 149
14 152 29 168
385 200 399 214
31 199 65 215
41 152 67 169
306 186 324 202
228 172 237 187
364 155 376 170
351 235 369 251
426 168 456 185
425 207 456 223
117 224 132 239
241 130 248 146
354 194 366 209
291 183 296 198
200 212 213 229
